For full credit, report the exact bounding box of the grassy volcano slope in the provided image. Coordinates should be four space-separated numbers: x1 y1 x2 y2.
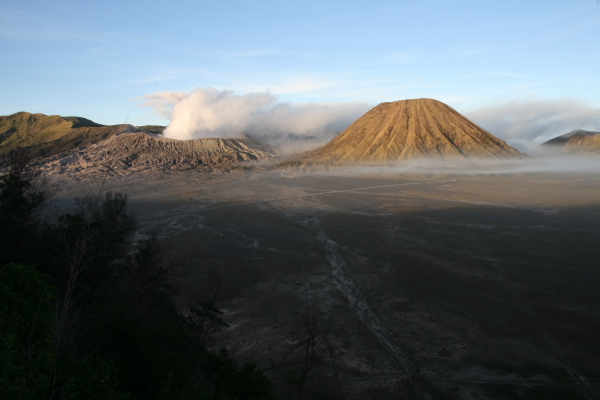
285 98 525 167
137 125 167 134
0 112 135 163
63 116 105 128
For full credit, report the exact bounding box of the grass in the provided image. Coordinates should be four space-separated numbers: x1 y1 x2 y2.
138 125 166 134
0 112 125 163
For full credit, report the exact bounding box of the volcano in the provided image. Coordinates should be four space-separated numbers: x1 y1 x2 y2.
542 130 600 155
36 131 277 176
0 111 277 176
287 98 524 166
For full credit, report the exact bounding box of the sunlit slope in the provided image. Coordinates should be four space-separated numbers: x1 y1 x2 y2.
542 129 600 155
287 98 524 166
0 112 136 161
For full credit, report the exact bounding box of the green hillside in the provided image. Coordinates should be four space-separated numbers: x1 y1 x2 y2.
137 125 166 134
62 116 106 128
0 112 134 163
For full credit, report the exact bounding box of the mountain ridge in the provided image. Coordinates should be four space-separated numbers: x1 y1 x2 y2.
0 111 136 163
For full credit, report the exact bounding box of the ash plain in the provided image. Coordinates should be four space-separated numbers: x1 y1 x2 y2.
54 169 600 400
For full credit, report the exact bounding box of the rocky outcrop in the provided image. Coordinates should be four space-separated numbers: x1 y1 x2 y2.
285 98 525 167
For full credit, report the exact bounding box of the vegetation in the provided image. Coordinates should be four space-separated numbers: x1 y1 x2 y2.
138 125 167 135
0 112 123 164
62 116 105 128
0 152 275 399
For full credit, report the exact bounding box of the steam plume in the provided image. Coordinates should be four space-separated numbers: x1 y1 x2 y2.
140 87 371 154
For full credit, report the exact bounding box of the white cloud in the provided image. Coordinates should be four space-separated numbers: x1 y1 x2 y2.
465 99 600 147
138 87 371 154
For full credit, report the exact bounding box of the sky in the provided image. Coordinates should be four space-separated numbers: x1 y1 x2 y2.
1 0 599 150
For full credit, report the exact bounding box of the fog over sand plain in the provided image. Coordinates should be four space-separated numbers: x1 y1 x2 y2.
52 165 600 400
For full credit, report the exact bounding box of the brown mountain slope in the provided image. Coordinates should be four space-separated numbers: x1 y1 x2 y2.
542 130 600 155
0 111 136 163
37 131 277 176
286 98 524 166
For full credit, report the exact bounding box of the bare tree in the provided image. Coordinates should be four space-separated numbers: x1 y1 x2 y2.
41 179 137 395
326 337 346 400
274 295 323 400
0 150 55 266
187 269 229 348
297 296 322 398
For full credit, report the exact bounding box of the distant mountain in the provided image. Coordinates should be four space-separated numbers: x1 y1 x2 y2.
541 130 600 155
284 98 524 167
0 112 136 163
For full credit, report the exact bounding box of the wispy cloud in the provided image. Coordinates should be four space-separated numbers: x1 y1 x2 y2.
238 77 334 95
128 69 207 84
129 76 179 85
348 51 421 67
216 48 282 57
461 48 487 56
134 91 187 117
443 71 595 97
518 15 600 47
491 82 545 93
382 51 420 64
0 6 129 42
447 71 525 80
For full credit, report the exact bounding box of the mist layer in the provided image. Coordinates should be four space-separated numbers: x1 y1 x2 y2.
466 99 600 152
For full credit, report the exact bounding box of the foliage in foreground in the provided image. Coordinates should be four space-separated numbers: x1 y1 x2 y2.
0 154 274 400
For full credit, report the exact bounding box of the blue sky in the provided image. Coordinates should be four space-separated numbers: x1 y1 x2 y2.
1 0 599 144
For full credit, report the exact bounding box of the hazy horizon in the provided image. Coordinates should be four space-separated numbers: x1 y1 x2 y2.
1 0 599 155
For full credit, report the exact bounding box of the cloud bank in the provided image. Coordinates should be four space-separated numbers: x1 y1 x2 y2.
465 99 600 151
140 91 600 156
140 87 371 154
